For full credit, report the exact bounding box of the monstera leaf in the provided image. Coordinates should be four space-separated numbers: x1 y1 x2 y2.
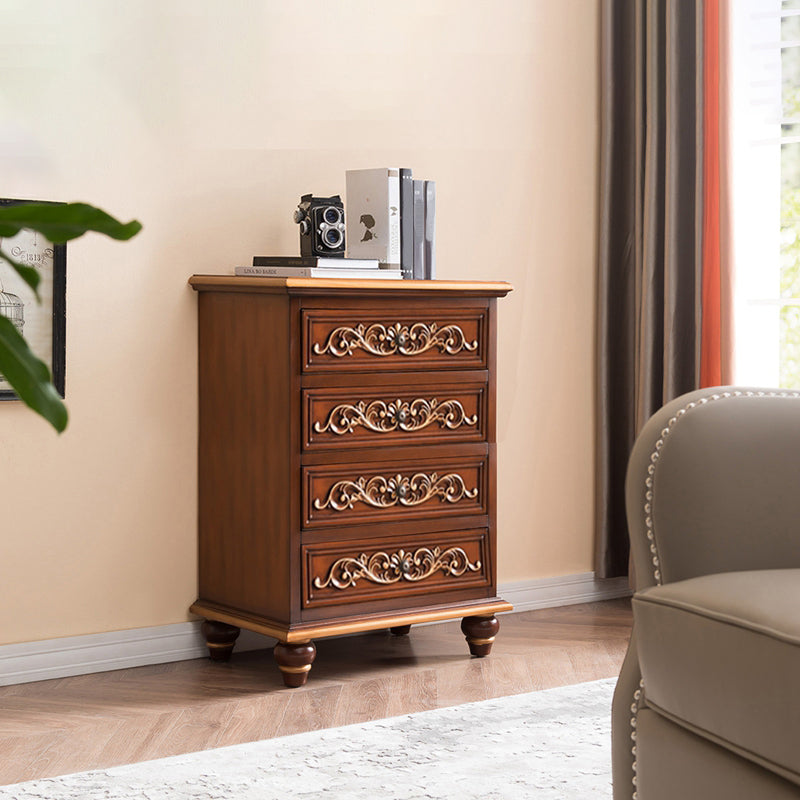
0 202 142 432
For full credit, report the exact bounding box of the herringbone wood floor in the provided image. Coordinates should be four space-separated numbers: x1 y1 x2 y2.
0 599 631 786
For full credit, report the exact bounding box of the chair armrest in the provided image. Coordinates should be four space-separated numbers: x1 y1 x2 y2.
625 387 800 590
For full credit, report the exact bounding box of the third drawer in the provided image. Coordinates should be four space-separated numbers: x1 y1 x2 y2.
302 455 488 529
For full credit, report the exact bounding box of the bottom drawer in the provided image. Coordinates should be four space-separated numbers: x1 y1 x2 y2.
302 529 490 609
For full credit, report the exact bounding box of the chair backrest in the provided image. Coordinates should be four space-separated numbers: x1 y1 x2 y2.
625 387 800 590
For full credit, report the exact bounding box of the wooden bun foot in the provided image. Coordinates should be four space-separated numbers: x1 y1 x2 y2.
201 620 240 662
389 625 411 636
461 615 499 658
274 640 316 688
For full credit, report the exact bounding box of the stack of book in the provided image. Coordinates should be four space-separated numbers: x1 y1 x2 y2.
345 167 435 280
235 256 402 280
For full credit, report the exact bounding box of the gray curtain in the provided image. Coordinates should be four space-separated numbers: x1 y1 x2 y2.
595 0 704 580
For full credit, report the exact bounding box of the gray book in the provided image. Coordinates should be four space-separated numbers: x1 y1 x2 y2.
412 180 425 280
399 168 414 279
424 180 436 279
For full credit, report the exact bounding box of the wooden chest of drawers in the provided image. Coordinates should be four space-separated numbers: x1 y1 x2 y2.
189 276 513 686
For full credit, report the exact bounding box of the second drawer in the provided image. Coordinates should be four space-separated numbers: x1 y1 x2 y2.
302 382 487 450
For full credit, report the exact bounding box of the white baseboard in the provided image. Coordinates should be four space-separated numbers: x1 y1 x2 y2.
0 623 275 688
0 573 630 687
499 571 631 613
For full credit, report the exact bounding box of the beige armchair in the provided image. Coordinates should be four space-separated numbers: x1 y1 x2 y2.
612 387 800 799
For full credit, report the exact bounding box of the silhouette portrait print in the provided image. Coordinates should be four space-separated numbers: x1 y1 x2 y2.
359 213 376 242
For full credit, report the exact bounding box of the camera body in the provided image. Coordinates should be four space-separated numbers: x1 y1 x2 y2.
293 194 346 258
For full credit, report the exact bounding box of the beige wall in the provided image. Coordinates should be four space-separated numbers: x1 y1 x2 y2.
0 0 599 645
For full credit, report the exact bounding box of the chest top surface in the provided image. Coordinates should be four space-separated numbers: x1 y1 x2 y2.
189 275 513 298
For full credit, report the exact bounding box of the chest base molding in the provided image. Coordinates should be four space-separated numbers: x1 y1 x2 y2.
190 598 513 644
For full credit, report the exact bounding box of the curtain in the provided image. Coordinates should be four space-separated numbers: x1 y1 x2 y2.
701 0 734 386
595 0 731 580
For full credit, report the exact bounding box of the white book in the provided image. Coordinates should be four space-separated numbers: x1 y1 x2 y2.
345 168 401 269
234 265 402 280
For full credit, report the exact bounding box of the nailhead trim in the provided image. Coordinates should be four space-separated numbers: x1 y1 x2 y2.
630 678 644 798
642 390 800 586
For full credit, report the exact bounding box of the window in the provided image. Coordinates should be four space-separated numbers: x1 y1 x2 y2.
780 1 800 385
732 0 800 388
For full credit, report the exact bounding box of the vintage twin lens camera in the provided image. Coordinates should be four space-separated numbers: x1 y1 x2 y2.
293 194 346 258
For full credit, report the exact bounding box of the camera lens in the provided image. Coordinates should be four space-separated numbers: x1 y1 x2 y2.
322 206 341 225
323 227 343 247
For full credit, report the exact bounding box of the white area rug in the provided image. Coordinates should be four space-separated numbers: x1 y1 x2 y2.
1 678 616 800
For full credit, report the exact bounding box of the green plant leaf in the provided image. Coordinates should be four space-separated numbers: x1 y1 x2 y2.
0 315 68 432
0 247 41 297
0 202 142 243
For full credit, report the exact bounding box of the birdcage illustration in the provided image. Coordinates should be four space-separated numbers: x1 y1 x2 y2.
0 279 25 333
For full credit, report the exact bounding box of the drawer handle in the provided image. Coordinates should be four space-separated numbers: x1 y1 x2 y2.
312 322 478 358
314 398 478 436
313 472 478 512
313 546 481 590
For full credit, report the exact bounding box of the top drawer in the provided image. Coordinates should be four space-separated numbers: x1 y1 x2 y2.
301 305 488 373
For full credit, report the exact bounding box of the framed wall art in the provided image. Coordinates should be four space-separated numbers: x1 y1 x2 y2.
0 198 66 399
